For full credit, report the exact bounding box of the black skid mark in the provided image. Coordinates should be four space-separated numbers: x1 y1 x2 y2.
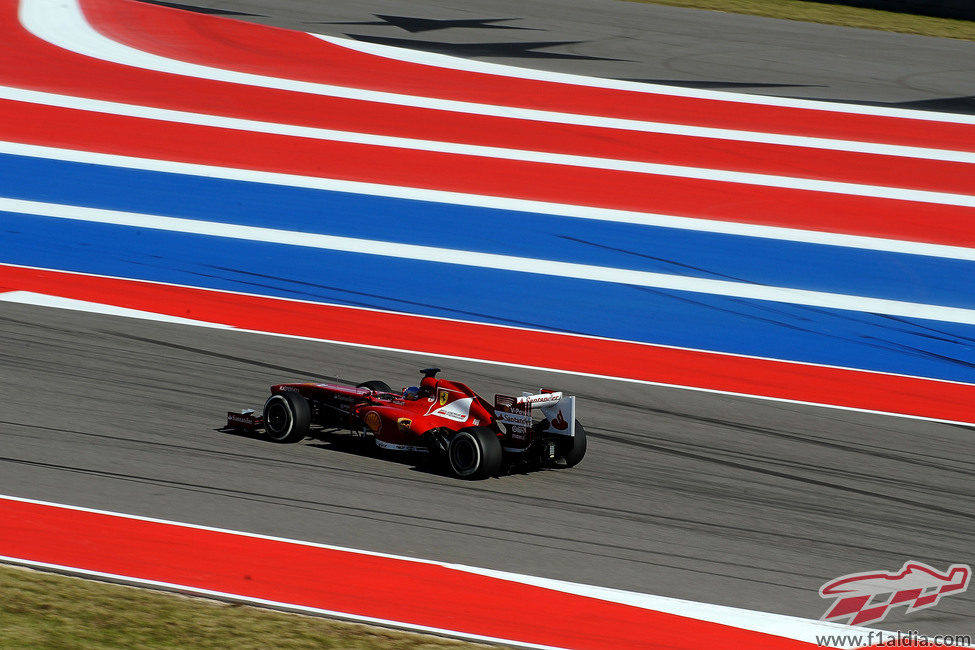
344 34 628 61
199 265 587 334
318 15 538 33
783 94 975 116
622 79 824 90
133 0 262 16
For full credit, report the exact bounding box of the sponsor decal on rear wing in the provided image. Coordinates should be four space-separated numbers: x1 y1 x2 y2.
495 391 576 436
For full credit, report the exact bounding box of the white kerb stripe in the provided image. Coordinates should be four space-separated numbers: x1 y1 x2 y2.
3 86 973 206
9 196 975 326
20 0 975 153
0 291 234 328
8 259 975 388
3 77 974 167
314 34 975 127
4 139 975 262
5 277 975 429
0 494 931 647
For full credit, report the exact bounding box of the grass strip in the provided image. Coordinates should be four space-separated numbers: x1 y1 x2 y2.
0 564 503 649
625 0 975 40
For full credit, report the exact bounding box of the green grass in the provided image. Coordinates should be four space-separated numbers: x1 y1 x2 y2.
0 564 502 650
625 0 975 40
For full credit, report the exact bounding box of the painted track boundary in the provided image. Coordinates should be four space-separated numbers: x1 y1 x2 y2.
5 138 975 258
3 263 975 426
0 494 880 649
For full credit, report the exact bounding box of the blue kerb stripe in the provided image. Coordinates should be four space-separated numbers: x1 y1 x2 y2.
3 152 975 310
4 212 975 384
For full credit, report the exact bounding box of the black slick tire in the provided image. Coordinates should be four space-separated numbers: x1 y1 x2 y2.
356 380 393 393
558 421 587 468
262 392 310 443
447 427 502 480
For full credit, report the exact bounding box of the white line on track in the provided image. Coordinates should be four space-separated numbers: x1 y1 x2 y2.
8 195 975 326
313 34 975 127
9 261 975 390
0 494 913 647
20 0 975 153
0 291 235 328
4 139 975 263
0 89 975 207
5 85 975 206
4 280 975 431
3 87 975 208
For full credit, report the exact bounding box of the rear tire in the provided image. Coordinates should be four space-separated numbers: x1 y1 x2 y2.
262 392 310 443
356 380 393 393
558 421 587 468
447 427 502 480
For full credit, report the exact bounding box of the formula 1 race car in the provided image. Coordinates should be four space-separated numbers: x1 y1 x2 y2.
225 368 586 479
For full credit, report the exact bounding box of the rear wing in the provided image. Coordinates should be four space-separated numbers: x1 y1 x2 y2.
494 390 576 437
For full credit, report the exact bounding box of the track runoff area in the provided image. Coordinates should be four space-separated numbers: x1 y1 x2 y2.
1 0 974 647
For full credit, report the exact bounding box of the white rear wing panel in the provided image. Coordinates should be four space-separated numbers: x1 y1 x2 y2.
536 394 575 437
496 391 576 437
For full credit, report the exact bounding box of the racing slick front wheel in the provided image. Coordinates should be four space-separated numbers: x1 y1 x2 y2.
447 427 502 480
557 421 587 468
356 380 393 393
262 392 310 443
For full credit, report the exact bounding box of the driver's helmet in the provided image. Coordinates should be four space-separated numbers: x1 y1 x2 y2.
403 386 421 401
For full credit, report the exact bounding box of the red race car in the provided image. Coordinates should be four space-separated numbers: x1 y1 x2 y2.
225 368 586 479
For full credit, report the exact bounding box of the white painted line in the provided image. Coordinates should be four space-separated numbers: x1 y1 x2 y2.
20 0 975 153
0 291 235 330
4 267 974 429
9 196 975 325
0 291 234 327
312 34 975 127
4 78 974 167
7 260 974 387
12 203 975 321
3 139 975 263
0 556 563 650
0 494 908 647
3 88 973 207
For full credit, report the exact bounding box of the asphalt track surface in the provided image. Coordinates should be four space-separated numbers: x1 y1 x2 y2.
160 0 975 111
2 0 974 642
2 300 973 636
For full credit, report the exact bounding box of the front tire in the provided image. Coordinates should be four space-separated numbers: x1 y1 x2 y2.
447 427 502 480
557 421 587 468
262 392 310 443
356 380 393 393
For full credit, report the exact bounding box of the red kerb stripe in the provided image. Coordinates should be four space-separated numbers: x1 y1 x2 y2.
3 265 974 425
0 497 814 649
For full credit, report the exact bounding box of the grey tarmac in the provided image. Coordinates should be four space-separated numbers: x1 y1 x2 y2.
157 0 975 110
1 302 972 636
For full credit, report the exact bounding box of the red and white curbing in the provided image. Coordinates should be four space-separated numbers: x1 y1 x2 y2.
4 264 975 426
0 494 880 649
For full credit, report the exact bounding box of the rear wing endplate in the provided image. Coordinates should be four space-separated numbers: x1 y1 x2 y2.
494 391 576 436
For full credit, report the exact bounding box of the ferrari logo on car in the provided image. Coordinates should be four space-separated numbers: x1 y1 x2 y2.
397 418 412 434
439 390 449 406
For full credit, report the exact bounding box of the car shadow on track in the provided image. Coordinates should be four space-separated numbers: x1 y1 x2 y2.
306 435 558 479
217 425 449 475
215 426 553 479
